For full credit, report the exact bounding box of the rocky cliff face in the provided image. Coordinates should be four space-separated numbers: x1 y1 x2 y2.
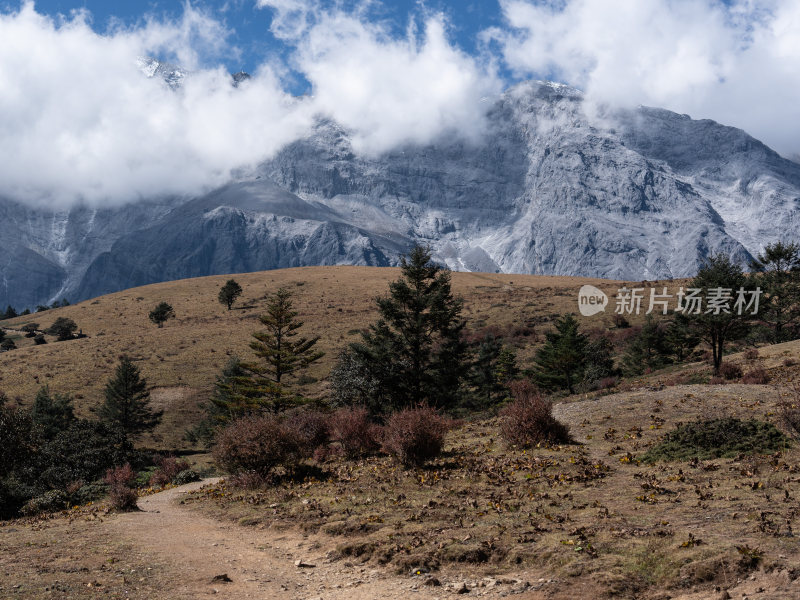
2 80 799 310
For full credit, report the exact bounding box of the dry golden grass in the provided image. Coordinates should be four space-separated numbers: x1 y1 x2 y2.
0 266 683 448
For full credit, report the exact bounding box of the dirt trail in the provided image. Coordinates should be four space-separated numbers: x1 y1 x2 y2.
108 479 551 600
102 472 798 600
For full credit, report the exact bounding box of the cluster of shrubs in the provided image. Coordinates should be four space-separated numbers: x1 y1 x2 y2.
499 380 571 448
214 403 459 482
214 380 573 487
0 390 136 518
711 362 771 385
147 455 200 488
0 388 203 518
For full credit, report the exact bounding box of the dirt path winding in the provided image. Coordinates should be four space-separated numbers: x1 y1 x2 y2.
107 479 479 600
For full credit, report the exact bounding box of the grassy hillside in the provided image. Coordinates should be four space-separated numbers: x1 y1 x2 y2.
4 266 800 598
0 266 654 446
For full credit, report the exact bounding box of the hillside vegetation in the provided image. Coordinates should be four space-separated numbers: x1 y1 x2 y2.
1 267 653 447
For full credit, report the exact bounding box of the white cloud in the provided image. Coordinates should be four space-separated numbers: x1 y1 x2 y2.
3 0 799 209
0 2 313 208
491 0 800 157
294 10 501 154
0 1 498 208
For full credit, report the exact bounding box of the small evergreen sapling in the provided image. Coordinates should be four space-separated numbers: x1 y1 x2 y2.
218 279 243 310
149 302 175 328
98 356 162 438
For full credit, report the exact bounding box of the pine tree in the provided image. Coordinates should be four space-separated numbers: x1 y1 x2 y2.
532 314 587 393
149 302 175 328
188 357 260 445
582 335 616 386
239 288 324 412
3 306 17 320
750 241 800 342
495 347 520 388
621 315 671 376
469 335 504 408
687 254 753 375
31 386 75 440
665 312 700 362
98 356 162 438
348 245 469 412
218 279 243 310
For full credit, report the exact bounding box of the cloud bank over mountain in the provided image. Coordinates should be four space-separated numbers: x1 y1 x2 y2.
1 0 799 209
491 0 800 160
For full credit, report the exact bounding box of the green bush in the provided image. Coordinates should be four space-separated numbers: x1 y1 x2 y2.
642 418 789 463
172 469 201 485
0 476 37 519
69 482 109 506
21 489 68 516
35 420 134 491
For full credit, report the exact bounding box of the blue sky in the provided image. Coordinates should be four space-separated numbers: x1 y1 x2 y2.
21 1 509 92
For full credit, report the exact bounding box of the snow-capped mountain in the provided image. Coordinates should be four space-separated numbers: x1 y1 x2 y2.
2 77 800 310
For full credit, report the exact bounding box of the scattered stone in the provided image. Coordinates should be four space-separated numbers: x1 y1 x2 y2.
211 574 232 583
717 591 731 600
455 581 470 594
295 559 316 568
424 577 441 587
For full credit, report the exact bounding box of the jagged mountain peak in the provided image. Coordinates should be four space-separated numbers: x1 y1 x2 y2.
135 56 251 89
1 78 799 309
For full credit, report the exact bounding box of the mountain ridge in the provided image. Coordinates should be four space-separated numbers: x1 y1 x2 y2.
2 76 799 310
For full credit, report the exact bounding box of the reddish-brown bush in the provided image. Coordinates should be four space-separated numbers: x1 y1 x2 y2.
104 464 138 511
595 376 619 391
330 407 381 459
213 415 301 477
708 376 726 385
104 463 136 487
741 367 770 384
719 362 743 380
500 380 570 448
743 348 760 361
149 456 191 487
381 406 451 466
663 374 690 387
228 471 270 490
285 408 330 458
